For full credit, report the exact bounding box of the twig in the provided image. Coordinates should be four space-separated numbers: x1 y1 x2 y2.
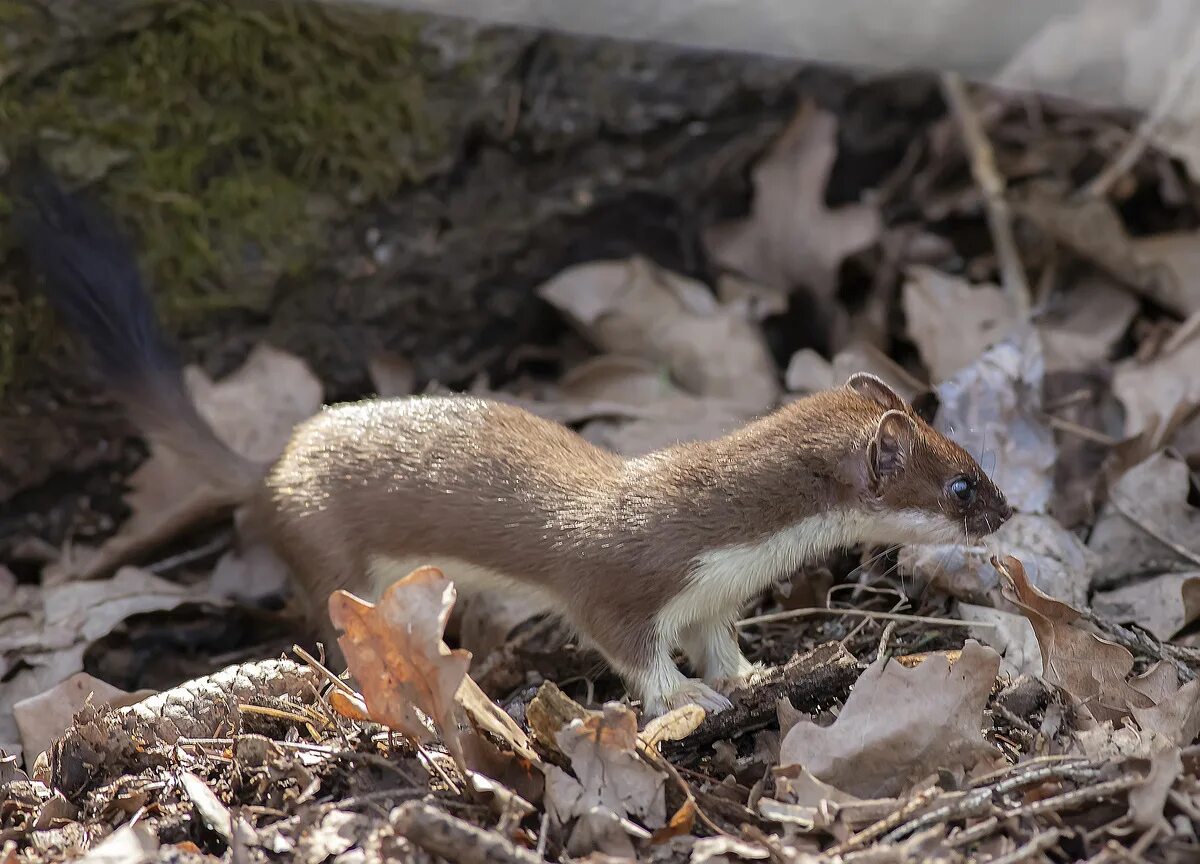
1080 26 1200 200
886 760 1107 843
146 530 232 574
875 621 899 664
827 780 942 854
1002 774 1140 820
984 829 1063 864
414 741 461 796
641 745 731 838
738 607 995 630
292 644 358 697
1044 415 1117 446
940 72 1031 319
969 754 1093 788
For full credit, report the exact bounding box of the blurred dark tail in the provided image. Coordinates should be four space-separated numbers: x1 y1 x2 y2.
13 168 262 502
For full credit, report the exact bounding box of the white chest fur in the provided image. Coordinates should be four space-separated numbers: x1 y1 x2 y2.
654 507 955 641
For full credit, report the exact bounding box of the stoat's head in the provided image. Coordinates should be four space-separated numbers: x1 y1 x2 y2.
845 373 1013 546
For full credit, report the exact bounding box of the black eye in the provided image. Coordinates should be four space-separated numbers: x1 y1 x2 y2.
949 476 975 503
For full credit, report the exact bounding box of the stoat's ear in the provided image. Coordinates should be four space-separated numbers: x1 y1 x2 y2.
844 372 907 413
867 409 916 494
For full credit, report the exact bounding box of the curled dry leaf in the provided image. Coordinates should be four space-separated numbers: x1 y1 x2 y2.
778 640 1001 799
328 566 470 762
638 705 706 751
901 265 1015 382
537 256 780 415
705 101 881 304
544 702 667 830
995 555 1150 726
1088 451 1200 589
935 330 1056 514
63 343 324 580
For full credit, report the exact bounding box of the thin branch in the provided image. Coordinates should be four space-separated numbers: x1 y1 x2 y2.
984 829 1063 864
1080 26 1200 200
940 71 1031 319
737 607 995 630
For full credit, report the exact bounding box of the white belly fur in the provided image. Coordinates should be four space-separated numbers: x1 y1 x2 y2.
366 553 559 611
655 507 956 642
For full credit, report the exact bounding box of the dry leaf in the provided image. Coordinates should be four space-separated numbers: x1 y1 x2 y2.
0 566 217 764
995 555 1150 725
455 675 539 764
544 703 667 830
650 800 696 844
12 672 152 766
1113 328 1200 441
64 344 323 580
783 349 836 394
367 350 416 397
1037 275 1139 372
901 266 1015 382
778 640 1001 798
209 539 291 604
1093 572 1200 642
1131 232 1200 317
581 402 746 456
957 603 1044 678
785 343 928 404
328 689 371 722
1088 451 1200 589
1184 576 1200 633
455 588 554 662
705 102 881 303
75 823 160 864
537 256 779 415
565 807 646 859
900 513 1095 607
935 330 1056 514
1129 746 1183 830
1129 664 1200 751
1013 182 1152 291
328 566 471 761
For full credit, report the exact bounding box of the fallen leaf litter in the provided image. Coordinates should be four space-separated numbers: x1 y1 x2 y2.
4 68 1200 864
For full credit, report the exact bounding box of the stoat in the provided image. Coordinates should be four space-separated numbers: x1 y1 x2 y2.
17 174 1013 716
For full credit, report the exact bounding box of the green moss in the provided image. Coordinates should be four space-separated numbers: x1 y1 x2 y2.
0 0 462 397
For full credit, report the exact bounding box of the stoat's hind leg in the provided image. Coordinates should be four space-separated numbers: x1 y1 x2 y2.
583 619 733 718
681 620 764 696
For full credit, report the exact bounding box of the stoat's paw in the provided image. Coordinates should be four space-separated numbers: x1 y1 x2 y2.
712 661 768 696
655 679 733 716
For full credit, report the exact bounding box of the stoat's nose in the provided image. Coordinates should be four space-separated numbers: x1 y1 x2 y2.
999 501 1014 522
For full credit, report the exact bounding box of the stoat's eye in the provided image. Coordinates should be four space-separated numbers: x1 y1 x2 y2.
949 475 976 504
